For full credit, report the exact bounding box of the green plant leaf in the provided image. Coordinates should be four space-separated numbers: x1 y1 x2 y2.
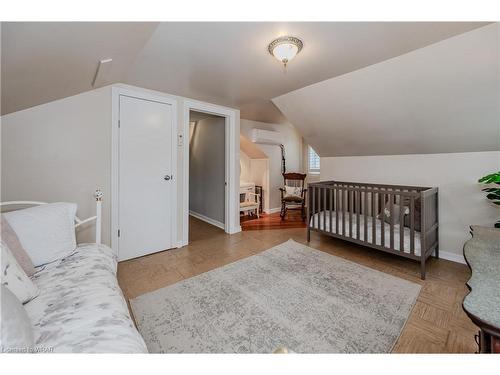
479 172 500 228
482 187 500 193
478 172 500 183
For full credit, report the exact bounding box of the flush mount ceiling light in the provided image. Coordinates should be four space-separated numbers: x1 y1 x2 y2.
268 36 303 69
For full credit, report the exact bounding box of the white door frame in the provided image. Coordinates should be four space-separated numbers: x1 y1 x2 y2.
111 86 178 256
182 99 240 246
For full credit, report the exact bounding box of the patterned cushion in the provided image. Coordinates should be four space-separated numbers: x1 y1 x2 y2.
1 215 36 276
1 241 39 304
380 202 409 225
24 243 147 353
284 185 302 199
283 196 304 203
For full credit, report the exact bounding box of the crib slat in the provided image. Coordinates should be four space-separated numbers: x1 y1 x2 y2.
323 188 327 231
410 195 415 255
329 188 333 233
349 187 352 233
349 188 353 237
364 190 368 242
317 187 321 230
312 186 316 229
381 192 385 247
399 197 404 252
372 191 376 245
389 193 394 249
336 187 340 234
356 190 360 240
342 188 346 236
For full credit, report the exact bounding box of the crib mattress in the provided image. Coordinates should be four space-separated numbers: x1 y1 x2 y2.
311 211 421 256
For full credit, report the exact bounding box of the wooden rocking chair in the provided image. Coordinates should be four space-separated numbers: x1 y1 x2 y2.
279 173 307 221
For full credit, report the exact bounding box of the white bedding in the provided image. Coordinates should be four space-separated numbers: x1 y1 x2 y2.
26 243 147 353
311 211 421 256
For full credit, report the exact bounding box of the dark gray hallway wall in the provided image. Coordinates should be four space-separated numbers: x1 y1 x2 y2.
189 116 225 225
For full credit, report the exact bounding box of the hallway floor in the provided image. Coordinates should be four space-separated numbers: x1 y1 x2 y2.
240 211 307 230
118 216 477 353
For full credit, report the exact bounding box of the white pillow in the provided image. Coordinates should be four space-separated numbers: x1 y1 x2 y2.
0 284 34 353
284 185 302 199
1 242 39 304
3 202 77 266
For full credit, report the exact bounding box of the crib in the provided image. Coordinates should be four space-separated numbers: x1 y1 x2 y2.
307 181 439 279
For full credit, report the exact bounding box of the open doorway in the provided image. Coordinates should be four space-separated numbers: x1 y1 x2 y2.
239 127 307 231
188 110 226 237
181 100 239 247
239 135 269 222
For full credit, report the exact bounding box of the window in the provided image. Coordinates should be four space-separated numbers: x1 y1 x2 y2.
308 146 320 173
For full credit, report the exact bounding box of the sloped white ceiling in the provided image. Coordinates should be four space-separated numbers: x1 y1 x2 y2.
1 22 158 114
1 22 488 121
273 23 500 156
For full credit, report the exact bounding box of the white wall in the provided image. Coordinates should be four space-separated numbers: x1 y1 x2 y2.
320 151 500 262
1 83 240 249
239 151 251 183
240 119 303 210
1 86 112 243
189 116 225 225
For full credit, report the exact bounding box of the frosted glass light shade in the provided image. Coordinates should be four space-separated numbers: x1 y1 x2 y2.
268 36 303 67
272 43 299 64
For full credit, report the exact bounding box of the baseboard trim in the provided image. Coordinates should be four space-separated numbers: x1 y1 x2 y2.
189 211 225 230
228 225 242 234
177 239 188 249
438 250 466 264
264 207 282 214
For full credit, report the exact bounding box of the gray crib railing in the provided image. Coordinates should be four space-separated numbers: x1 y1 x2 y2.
307 180 439 279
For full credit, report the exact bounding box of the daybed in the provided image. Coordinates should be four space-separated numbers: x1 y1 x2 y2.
1 192 147 353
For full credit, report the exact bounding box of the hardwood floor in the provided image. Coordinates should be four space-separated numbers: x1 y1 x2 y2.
240 211 307 230
117 216 477 353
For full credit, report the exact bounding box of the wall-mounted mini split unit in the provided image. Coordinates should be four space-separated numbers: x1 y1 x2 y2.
251 128 282 146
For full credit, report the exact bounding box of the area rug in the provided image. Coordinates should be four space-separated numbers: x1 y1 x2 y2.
130 239 421 353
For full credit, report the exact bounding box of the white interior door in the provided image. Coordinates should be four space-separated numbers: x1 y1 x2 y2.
118 95 175 261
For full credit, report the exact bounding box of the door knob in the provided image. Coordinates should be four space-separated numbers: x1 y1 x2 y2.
164 175 171 181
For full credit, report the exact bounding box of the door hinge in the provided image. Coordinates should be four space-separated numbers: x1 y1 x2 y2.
118 120 121 128
117 229 121 237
